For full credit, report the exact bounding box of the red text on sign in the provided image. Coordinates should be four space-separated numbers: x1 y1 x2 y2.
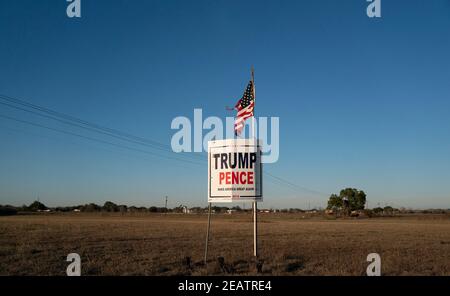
219 172 254 185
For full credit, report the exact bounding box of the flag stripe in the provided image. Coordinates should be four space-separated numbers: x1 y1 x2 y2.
237 101 254 116
235 112 253 125
234 81 255 135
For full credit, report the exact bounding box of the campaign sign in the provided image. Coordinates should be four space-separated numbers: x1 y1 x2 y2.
208 139 262 203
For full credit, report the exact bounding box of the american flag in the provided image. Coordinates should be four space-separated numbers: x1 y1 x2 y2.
234 81 255 135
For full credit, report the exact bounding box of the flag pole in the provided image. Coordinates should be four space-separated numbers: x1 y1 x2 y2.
251 66 258 258
251 66 256 139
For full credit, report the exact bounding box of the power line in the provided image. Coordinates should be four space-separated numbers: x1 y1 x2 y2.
0 94 168 148
0 94 206 162
264 172 329 196
0 122 206 174
0 113 203 166
0 100 207 164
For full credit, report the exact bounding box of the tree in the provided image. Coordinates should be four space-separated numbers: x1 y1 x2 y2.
103 201 119 212
118 205 128 213
340 188 366 211
0 205 18 216
212 206 229 213
28 201 48 211
83 203 101 212
383 206 394 215
327 188 367 212
327 194 342 210
373 207 384 214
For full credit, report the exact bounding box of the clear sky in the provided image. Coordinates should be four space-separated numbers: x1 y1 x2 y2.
0 0 449 209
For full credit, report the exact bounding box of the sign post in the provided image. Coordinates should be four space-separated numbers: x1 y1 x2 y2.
204 202 212 264
253 201 257 257
205 139 263 263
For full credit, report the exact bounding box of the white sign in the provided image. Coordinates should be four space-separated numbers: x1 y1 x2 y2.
208 139 262 203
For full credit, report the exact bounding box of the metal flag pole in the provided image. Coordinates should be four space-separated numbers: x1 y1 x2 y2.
204 202 212 264
251 66 258 258
251 66 256 140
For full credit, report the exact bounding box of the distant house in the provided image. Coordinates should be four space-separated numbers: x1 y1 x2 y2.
37 209 51 212
350 210 359 217
73 209 81 212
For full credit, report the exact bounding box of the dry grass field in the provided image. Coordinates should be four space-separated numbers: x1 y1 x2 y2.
0 213 449 276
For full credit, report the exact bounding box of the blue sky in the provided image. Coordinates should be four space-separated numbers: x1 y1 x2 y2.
0 0 449 209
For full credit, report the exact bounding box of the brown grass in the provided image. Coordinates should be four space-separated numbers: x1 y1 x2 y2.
0 213 449 275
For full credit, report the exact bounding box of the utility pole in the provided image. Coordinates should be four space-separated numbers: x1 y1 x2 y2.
165 196 168 211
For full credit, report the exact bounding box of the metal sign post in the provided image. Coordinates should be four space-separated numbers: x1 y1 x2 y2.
253 201 258 257
204 202 212 264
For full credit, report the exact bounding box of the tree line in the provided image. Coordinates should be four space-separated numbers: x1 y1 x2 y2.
0 201 256 215
1 188 448 217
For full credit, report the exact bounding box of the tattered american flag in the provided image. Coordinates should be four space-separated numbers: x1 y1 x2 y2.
234 81 255 135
